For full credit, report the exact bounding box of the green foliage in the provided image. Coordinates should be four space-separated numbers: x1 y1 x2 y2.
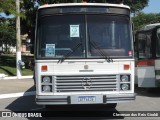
0 0 16 15
88 0 149 13
39 0 74 3
0 54 33 76
132 13 160 30
0 18 16 52
0 0 19 52
123 0 148 13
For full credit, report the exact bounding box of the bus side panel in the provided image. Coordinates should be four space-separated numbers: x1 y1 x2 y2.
137 66 156 88
155 60 160 87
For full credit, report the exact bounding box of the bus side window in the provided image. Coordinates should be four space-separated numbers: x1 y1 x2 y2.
156 28 160 57
137 33 152 59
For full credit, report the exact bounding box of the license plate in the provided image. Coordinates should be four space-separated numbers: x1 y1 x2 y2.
78 96 96 102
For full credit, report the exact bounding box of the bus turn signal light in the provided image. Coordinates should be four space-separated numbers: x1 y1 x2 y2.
41 65 48 71
124 64 130 70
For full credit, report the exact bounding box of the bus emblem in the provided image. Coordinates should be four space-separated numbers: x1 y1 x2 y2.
82 77 92 90
84 65 89 69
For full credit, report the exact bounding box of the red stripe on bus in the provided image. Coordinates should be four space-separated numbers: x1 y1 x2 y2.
136 60 155 67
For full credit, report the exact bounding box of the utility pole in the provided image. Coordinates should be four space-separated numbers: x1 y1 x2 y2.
16 0 22 79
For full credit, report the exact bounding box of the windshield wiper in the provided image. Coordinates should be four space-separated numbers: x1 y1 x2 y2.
58 42 82 63
88 29 113 62
90 40 113 62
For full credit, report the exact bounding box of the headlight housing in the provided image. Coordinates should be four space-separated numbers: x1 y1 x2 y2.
120 74 131 91
121 83 130 91
42 85 52 92
41 76 53 92
121 75 129 82
42 76 51 83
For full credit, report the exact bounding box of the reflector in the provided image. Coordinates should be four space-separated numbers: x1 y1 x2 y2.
124 64 130 70
41 65 48 71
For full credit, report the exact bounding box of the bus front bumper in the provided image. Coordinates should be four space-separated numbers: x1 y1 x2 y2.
36 93 136 105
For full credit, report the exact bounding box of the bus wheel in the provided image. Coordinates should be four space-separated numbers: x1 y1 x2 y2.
44 105 53 110
106 103 117 109
44 105 61 110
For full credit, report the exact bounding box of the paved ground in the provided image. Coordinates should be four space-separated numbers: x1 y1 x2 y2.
0 78 160 119
0 78 35 94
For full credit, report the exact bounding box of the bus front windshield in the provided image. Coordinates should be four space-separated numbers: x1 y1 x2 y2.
36 14 132 59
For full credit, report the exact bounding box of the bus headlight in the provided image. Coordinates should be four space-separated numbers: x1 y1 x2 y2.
42 76 51 83
121 75 129 82
121 84 130 91
42 85 52 92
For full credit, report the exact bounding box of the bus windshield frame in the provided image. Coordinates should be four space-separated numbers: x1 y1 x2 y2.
36 7 133 60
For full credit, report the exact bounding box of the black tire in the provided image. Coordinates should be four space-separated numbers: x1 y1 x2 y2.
106 103 117 109
44 105 54 110
44 105 66 110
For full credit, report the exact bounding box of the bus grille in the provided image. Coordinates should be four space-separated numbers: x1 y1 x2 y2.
55 75 118 92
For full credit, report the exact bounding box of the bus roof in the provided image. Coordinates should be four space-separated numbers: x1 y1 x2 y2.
136 25 160 34
38 3 130 10
142 23 160 30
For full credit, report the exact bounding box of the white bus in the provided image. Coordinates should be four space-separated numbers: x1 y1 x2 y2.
34 3 135 108
135 23 160 88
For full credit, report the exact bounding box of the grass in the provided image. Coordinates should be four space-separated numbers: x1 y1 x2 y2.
0 54 33 76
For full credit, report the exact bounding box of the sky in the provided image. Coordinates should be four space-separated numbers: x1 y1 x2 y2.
0 13 14 18
142 0 160 13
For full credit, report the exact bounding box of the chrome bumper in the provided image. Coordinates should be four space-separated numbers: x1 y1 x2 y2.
36 93 136 105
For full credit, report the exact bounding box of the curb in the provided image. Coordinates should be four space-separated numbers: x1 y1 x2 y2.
0 76 33 80
0 91 36 99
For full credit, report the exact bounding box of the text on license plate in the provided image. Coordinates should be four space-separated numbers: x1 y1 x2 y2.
78 96 96 102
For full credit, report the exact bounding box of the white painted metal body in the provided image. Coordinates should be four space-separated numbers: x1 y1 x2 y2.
38 3 130 9
35 3 135 105
136 59 160 88
35 59 135 104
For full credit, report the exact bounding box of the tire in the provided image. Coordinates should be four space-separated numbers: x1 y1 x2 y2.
106 103 117 109
44 105 66 110
44 105 54 110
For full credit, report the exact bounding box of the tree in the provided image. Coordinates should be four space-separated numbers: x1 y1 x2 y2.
0 18 16 52
85 0 149 13
0 0 19 53
132 13 160 31
109 0 148 13
0 0 16 15
123 0 148 14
